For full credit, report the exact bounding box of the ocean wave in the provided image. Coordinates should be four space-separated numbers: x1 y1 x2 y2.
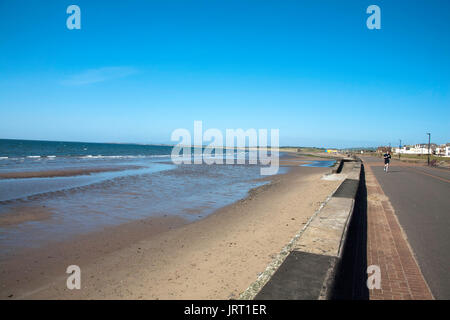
146 154 172 158
78 154 171 159
0 153 254 162
1 154 172 160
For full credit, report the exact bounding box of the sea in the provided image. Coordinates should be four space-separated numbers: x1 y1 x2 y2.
0 139 283 252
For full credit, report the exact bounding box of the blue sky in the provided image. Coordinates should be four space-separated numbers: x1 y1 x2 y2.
0 0 449 148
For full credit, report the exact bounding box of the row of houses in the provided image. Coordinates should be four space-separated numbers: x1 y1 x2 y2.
435 145 450 156
378 143 450 156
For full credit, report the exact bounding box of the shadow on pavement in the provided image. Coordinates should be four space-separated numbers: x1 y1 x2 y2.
331 164 369 300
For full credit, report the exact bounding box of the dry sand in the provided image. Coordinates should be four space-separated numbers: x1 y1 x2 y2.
1 157 341 300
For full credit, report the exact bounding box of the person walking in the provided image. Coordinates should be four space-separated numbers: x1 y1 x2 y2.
383 151 392 172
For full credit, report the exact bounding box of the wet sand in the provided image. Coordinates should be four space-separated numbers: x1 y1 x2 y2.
1 156 341 299
0 166 143 179
0 206 54 227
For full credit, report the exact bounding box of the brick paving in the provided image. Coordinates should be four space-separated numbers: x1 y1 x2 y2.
364 164 434 300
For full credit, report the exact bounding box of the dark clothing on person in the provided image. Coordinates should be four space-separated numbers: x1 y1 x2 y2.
384 153 391 164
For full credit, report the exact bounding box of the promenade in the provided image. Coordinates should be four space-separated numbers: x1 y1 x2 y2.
362 156 450 299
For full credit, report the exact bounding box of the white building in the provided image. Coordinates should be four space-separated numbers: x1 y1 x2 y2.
394 144 432 155
435 144 450 157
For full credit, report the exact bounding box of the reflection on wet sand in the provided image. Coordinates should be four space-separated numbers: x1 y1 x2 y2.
0 165 143 179
0 205 54 227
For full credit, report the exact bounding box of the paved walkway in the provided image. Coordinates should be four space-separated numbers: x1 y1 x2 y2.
364 163 434 300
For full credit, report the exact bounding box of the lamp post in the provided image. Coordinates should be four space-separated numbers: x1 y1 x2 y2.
399 139 402 160
427 133 431 165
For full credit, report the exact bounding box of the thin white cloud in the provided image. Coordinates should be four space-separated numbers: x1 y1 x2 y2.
62 66 138 85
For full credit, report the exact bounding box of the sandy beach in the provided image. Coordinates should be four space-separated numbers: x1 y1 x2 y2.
0 154 341 299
